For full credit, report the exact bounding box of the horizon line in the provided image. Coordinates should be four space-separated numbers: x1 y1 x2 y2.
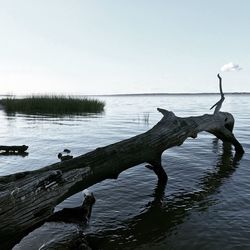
1 91 250 97
93 91 250 97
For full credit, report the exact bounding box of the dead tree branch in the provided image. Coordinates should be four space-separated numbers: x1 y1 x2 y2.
210 73 225 114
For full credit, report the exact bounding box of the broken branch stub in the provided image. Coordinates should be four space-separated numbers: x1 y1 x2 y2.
210 73 225 114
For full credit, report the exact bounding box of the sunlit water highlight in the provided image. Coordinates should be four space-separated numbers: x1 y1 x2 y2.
0 94 249 249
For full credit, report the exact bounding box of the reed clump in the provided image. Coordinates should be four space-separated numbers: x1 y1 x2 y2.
0 95 105 115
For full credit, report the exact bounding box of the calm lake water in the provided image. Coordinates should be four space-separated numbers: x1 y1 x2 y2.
1 94 250 249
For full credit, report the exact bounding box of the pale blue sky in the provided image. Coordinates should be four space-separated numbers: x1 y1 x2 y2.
0 0 249 95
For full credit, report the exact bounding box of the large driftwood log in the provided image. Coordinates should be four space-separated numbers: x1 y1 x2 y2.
0 75 244 246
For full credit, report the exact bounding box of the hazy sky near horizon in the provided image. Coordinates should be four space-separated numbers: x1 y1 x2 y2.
0 0 249 95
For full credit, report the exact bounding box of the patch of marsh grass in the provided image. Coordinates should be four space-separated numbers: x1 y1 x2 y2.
0 95 105 115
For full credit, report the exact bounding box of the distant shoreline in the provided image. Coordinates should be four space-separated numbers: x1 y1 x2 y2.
1 92 250 98
94 92 250 97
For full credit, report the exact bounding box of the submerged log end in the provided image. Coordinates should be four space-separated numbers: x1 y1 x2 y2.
47 191 96 224
230 136 245 155
209 126 244 155
145 158 168 184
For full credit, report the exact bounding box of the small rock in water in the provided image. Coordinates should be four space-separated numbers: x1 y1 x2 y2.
63 149 71 154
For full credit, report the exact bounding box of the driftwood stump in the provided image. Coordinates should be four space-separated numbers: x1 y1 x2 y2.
0 74 244 248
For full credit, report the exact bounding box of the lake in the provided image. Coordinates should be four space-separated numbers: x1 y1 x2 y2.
1 94 250 249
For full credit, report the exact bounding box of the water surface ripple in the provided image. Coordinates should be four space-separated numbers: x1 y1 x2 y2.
1 94 249 249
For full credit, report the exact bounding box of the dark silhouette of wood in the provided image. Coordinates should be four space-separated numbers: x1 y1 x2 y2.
47 192 95 224
0 145 28 153
0 74 244 246
145 157 168 183
57 153 73 161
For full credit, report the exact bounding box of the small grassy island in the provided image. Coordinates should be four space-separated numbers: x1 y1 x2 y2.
0 95 105 115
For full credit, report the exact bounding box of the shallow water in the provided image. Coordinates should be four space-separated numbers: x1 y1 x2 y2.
1 94 250 249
